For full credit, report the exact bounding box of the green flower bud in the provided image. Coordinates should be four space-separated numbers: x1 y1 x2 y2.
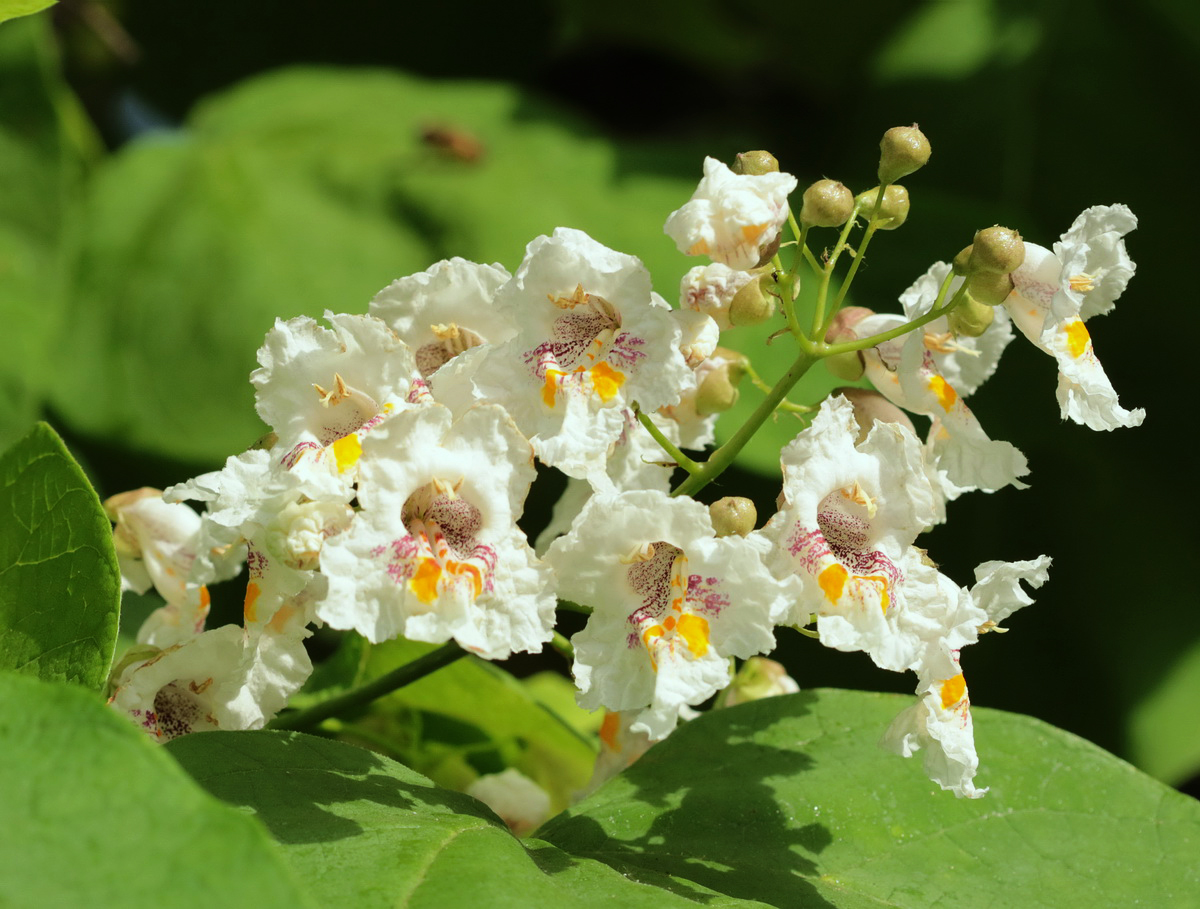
855 185 909 229
946 294 995 337
834 386 916 444
695 357 748 415
708 496 758 538
969 226 1025 274
951 244 974 276
728 273 777 326
731 150 780 175
878 124 931 184
717 656 798 708
821 306 872 381
800 179 855 228
966 271 1014 306
825 351 865 381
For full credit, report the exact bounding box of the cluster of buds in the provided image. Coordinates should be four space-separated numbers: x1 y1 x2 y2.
102 124 1141 802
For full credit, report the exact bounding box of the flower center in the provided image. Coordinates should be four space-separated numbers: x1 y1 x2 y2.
371 479 497 609
415 322 486 378
622 542 728 669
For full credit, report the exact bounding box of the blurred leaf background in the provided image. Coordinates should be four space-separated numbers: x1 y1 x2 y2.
1 0 1195 793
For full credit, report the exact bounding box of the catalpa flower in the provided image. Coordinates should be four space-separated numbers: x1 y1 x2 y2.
1005 205 1144 430
547 489 784 740
464 228 690 486
252 312 428 486
318 403 556 659
760 395 941 670
679 262 756 331
664 157 798 270
369 257 515 380
856 313 1029 494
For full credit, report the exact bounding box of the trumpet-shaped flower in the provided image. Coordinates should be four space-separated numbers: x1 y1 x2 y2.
369 257 515 379
1005 205 1144 430
318 403 556 659
547 489 785 740
664 157 798 270
460 229 691 486
679 262 756 331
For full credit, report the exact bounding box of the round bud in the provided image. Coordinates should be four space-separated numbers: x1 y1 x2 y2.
966 271 1014 306
800 179 855 228
834 386 916 444
855 185 909 229
969 226 1025 274
695 359 747 415
728 273 777 326
825 350 865 382
878 124 931 184
709 496 758 538
731 150 780 176
718 656 798 707
946 294 995 337
951 245 974 276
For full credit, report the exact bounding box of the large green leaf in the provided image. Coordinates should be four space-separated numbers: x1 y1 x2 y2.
0 672 313 907
167 730 765 908
1129 639 1200 786
50 67 701 463
540 689 1200 908
0 0 56 26
0 422 119 690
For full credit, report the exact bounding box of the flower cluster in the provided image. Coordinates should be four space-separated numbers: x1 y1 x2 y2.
103 130 1142 800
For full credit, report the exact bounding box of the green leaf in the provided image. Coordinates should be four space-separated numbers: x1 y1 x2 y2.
1129 639 1200 785
0 422 120 690
0 0 56 26
168 730 765 908
540 689 1200 908
50 68 700 462
0 672 314 907
354 639 598 813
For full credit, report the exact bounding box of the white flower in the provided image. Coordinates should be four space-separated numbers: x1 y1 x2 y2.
881 662 985 798
104 488 242 648
369 257 515 379
898 262 1014 396
252 311 428 485
1005 205 1144 430
547 490 784 741
761 396 940 664
461 229 691 487
664 157 798 270
857 313 1029 494
679 262 755 331
317 404 556 659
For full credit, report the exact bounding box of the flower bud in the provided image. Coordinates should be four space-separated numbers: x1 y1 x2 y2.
800 179 855 228
951 244 974 276
695 356 748 415
855 185 909 229
708 496 757 538
731 150 779 176
966 271 1014 306
728 273 777 326
718 657 799 708
878 124 931 184
969 226 1025 274
946 294 995 337
822 306 872 381
834 386 916 444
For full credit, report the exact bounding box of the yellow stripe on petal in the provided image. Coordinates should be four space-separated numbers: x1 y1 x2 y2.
676 613 710 658
332 433 363 472
928 375 958 412
688 239 711 256
818 563 848 602
940 673 967 709
599 711 621 750
741 222 768 244
590 361 626 402
243 581 261 624
409 558 443 604
1065 320 1091 359
542 369 565 408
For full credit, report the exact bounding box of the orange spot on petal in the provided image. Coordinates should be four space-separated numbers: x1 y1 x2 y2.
1065 320 1091 359
940 673 967 710
818 564 848 603
928 375 958 412
590 361 625 402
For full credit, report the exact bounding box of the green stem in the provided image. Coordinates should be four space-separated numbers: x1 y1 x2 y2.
742 360 814 413
268 641 467 732
635 406 701 474
550 631 575 661
826 182 891 325
810 200 867 338
822 277 967 357
672 347 817 498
